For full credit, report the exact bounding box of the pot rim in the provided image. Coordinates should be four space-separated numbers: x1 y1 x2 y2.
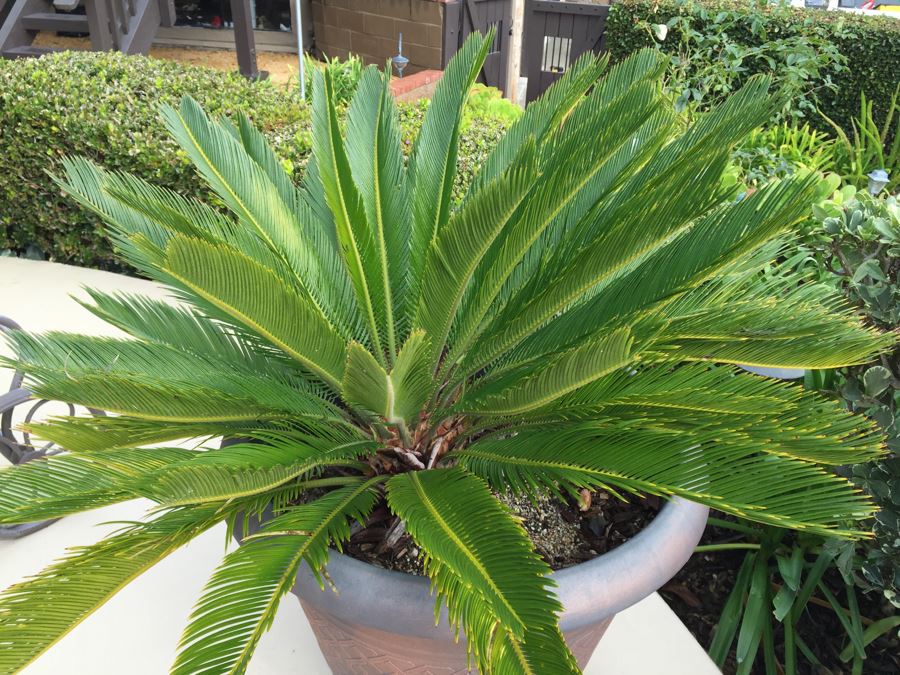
289 496 709 638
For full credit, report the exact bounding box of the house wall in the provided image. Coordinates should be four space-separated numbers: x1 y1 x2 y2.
311 0 449 74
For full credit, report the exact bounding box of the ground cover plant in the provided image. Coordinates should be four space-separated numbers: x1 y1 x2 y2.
0 34 895 674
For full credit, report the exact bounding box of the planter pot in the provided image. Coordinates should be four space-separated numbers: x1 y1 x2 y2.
242 496 708 674
740 365 806 380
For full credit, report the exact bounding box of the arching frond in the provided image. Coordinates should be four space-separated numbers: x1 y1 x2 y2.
144 434 375 507
160 235 348 390
0 447 196 524
172 479 383 675
0 504 231 673
407 32 493 301
458 421 881 536
387 468 576 673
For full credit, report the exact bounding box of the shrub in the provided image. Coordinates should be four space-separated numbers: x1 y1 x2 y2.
0 50 305 271
0 51 511 273
607 0 900 133
731 122 837 187
798 188 900 608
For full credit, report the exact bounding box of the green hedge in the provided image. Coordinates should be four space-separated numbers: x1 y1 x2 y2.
606 0 900 134
0 51 306 272
0 51 509 272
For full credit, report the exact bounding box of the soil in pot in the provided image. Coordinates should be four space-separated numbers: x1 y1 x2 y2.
342 489 662 575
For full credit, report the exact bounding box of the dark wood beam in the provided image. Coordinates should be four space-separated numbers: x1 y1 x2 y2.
231 0 259 79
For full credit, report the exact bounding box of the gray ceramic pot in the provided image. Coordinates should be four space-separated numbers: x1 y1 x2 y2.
243 496 708 674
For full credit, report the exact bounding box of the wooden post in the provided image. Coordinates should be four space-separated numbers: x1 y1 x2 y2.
506 0 524 105
231 0 259 79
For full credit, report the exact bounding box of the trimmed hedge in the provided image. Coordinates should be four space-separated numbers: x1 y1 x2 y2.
0 51 509 272
0 51 306 271
606 0 900 134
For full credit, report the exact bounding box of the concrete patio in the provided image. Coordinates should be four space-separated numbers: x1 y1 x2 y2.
0 257 720 674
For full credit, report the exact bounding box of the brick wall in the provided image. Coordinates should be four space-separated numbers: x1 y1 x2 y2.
311 0 449 74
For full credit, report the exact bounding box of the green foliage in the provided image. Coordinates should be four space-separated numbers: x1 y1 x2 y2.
462 83 524 130
607 0 900 132
704 521 891 675
302 52 365 106
0 50 305 272
824 86 900 193
0 51 511 272
731 122 837 187
794 187 900 608
0 36 894 674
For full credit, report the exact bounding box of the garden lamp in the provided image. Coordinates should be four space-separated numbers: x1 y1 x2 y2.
868 169 889 195
392 33 410 78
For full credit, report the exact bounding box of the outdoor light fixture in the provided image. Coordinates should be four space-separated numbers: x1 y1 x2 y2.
392 33 410 78
868 169 890 195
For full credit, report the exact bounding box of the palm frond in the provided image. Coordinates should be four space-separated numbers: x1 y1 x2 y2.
458 421 881 536
387 468 576 672
0 504 230 673
172 479 383 675
160 235 348 390
0 447 196 524
144 433 375 507
345 66 411 356
407 32 492 302
23 415 274 454
456 328 633 416
415 138 539 371
469 51 609 193
311 67 386 359
3 331 344 425
341 332 433 426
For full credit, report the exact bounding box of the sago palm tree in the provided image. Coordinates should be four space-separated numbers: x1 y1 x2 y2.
0 34 893 674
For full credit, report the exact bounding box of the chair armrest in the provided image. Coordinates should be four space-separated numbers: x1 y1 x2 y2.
0 387 31 415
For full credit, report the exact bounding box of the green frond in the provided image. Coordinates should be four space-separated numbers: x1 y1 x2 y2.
458 77 779 378
79 289 291 371
490 173 823 377
144 434 375 507
161 235 348 390
341 332 433 426
446 68 675 373
0 447 196 524
457 328 633 416
3 331 343 425
525 364 885 465
415 138 539 371
345 66 411 356
311 67 385 359
161 98 342 326
469 50 609 193
641 271 894 370
386 468 576 672
0 503 231 673
407 32 492 302
389 330 433 424
458 421 881 537
23 415 276 454
172 479 383 675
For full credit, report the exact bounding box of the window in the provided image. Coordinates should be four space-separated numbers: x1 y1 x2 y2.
174 0 293 31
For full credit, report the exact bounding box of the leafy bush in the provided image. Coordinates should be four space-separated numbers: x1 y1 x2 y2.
731 122 837 187
303 52 364 106
799 188 900 608
0 37 893 674
825 86 900 193
462 83 523 130
0 51 305 271
607 0 900 133
0 51 510 272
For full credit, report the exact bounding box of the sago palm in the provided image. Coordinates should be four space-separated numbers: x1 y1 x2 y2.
0 34 893 674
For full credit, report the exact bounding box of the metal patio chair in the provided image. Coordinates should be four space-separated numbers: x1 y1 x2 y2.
0 316 104 539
